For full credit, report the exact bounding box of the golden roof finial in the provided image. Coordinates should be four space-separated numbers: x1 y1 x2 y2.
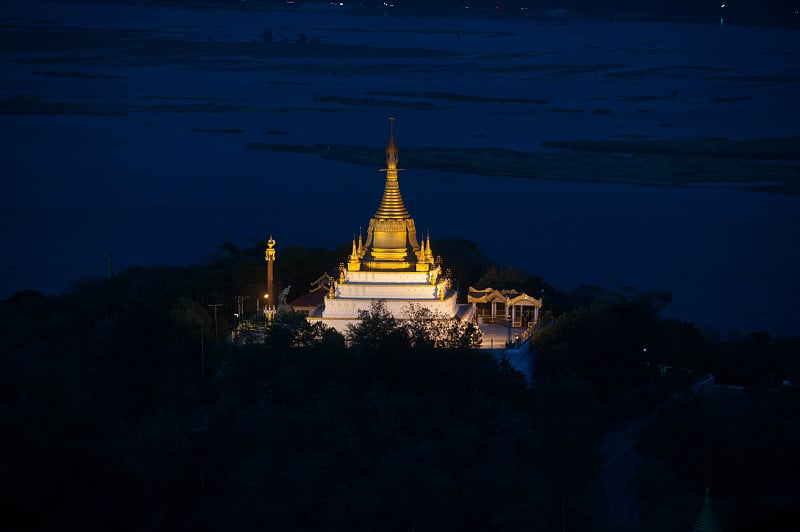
385 116 398 170
375 117 410 219
348 234 362 271
426 230 434 262
265 234 276 261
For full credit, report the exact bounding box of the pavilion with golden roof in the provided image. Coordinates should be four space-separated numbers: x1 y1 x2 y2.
306 119 474 333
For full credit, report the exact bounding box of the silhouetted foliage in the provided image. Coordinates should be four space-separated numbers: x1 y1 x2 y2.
0 251 559 530
532 290 671 404
635 386 800 531
430 236 491 298
2 239 797 530
404 303 483 350
347 300 409 353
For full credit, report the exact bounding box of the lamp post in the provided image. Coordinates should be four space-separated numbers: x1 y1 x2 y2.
506 297 512 347
207 303 222 343
234 295 248 318
200 326 205 377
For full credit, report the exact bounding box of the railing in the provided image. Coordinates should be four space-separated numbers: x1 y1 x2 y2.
481 320 538 350
477 315 534 328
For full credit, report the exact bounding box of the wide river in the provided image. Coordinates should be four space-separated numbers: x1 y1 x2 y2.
2 1 798 336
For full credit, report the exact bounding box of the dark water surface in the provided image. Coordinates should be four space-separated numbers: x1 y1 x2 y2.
4 117 797 335
2 1 798 336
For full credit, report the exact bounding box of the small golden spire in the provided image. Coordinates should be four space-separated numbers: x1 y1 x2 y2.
426 231 434 263
386 116 398 169
357 229 363 253
348 235 362 271
374 117 410 219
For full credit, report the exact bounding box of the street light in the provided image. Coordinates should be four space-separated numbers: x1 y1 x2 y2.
207 303 222 343
506 297 512 347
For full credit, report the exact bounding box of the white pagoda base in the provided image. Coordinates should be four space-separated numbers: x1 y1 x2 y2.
310 269 469 334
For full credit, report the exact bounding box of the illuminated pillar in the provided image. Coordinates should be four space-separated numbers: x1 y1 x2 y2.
265 235 276 312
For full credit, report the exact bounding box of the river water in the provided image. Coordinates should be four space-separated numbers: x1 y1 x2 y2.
1 1 798 336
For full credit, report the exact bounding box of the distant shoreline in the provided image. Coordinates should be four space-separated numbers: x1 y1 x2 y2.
247 137 800 196
62 0 800 31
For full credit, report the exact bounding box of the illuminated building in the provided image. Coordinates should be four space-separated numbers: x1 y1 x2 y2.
468 287 542 328
306 119 474 333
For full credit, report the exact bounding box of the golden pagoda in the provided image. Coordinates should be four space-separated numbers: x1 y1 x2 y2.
348 117 434 273
310 119 472 332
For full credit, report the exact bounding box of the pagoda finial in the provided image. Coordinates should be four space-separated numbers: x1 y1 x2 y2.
385 116 398 170
374 118 410 219
347 234 362 271
426 231 434 263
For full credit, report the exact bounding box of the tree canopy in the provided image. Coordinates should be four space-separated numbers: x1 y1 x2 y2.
2 239 798 530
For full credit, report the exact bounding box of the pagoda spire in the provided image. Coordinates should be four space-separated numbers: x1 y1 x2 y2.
347 234 362 271
374 117 410 219
426 231 434 263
